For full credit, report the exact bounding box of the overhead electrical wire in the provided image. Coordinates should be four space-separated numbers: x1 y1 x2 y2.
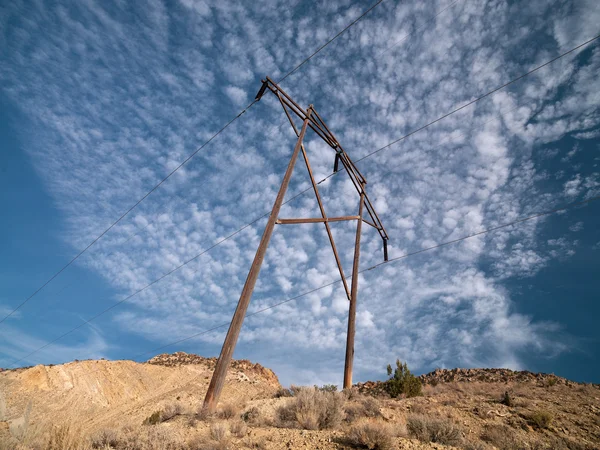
0 0 386 325
6 33 598 367
35 193 600 374
137 194 600 358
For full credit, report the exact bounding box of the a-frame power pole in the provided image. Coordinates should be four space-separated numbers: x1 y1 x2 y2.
203 77 388 411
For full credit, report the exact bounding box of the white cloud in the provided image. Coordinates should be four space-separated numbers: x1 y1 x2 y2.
1 0 598 384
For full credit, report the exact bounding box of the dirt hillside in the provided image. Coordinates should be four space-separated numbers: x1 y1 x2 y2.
0 353 279 439
1 355 599 449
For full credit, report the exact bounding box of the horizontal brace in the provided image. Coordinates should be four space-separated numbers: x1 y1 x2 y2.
276 216 360 225
362 217 379 229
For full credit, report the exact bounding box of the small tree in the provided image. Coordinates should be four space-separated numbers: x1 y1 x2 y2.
385 360 422 398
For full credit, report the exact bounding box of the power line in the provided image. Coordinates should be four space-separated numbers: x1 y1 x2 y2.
0 0 385 326
134 194 600 359
277 0 384 84
6 32 598 366
64 193 600 373
355 33 600 163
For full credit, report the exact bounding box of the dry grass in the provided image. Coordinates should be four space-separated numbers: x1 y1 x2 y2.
345 419 394 450
187 434 230 450
406 414 462 446
105 426 185 450
45 425 90 450
276 387 345 430
90 428 119 448
480 424 525 450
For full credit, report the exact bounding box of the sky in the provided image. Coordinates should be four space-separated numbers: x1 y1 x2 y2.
0 0 599 387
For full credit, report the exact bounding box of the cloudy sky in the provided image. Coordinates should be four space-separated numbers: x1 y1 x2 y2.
1 0 599 387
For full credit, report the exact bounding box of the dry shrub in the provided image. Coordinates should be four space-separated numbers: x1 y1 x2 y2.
345 397 381 423
217 403 239 420
188 434 229 450
406 414 462 446
462 440 493 450
105 426 184 450
241 406 260 425
45 425 89 450
230 419 247 438
161 402 184 421
91 428 119 448
210 422 228 442
276 387 345 430
274 387 293 398
196 405 215 422
343 388 362 401
481 424 524 450
345 419 393 449
529 410 553 429
244 438 269 450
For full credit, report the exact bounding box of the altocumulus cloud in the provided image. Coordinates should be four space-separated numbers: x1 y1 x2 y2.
1 0 599 385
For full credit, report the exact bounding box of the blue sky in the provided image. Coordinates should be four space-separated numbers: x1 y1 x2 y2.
1 0 599 387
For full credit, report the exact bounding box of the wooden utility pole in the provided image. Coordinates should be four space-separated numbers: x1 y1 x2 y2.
343 187 365 389
203 78 388 411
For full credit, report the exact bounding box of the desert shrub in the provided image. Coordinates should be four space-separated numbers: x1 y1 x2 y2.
196 405 215 421
345 397 381 422
385 360 422 398
276 387 345 430
500 391 513 407
481 424 525 450
274 387 293 398
162 402 184 421
230 419 247 438
546 375 558 387
318 384 338 393
143 411 162 425
529 410 553 429
91 428 119 448
119 426 184 449
210 422 228 442
406 414 462 446
462 440 493 450
244 438 269 450
45 425 88 450
241 406 260 425
217 403 239 420
345 420 393 449
343 388 361 401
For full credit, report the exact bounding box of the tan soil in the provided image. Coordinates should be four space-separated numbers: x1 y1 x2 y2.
1 355 599 449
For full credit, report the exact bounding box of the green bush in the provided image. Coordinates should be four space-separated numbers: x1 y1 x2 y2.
529 410 553 429
500 391 513 407
143 411 161 425
385 360 422 398
318 384 338 393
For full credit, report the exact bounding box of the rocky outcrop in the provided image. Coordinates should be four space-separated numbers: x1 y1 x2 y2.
146 352 280 386
418 368 578 386
354 367 595 396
